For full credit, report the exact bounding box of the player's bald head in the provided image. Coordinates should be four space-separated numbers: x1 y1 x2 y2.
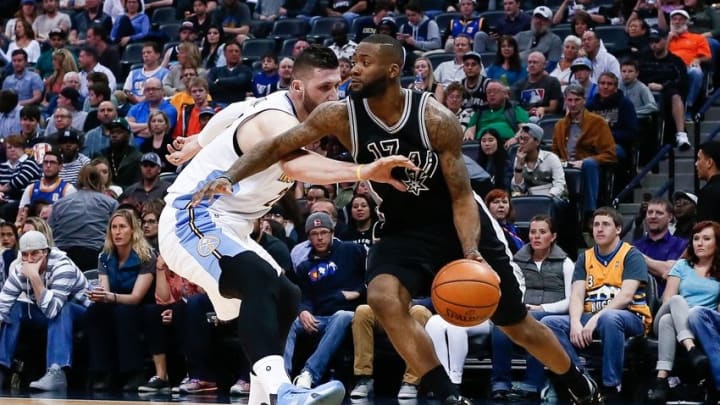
360 34 404 67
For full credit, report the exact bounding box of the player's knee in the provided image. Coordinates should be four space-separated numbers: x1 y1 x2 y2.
367 290 405 319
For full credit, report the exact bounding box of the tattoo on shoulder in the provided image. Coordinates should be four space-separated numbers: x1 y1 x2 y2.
310 100 351 147
424 97 464 152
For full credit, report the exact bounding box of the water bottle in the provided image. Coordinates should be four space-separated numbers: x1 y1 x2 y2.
414 73 424 90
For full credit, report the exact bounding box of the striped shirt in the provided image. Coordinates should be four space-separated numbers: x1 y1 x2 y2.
59 154 91 186
0 248 90 322
0 155 42 201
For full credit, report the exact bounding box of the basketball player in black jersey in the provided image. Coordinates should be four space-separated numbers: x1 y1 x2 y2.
194 35 603 405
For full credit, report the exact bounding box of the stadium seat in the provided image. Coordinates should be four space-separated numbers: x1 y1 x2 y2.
400 75 416 88
158 23 181 42
279 38 298 58
308 17 346 42
270 19 309 41
480 52 495 68
151 7 178 24
461 141 480 161
511 195 555 240
395 15 408 29
478 10 506 26
350 15 373 42
426 52 454 69
242 38 277 62
163 41 179 53
537 117 559 148
551 24 572 40
595 25 629 55
120 43 144 79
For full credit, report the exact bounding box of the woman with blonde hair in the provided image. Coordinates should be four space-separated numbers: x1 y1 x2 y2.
86 209 157 391
162 42 206 95
43 49 79 107
407 56 444 102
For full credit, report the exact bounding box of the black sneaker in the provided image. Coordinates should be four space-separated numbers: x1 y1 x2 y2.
443 394 473 404
688 347 709 374
138 376 170 392
491 389 509 401
568 373 604 405
647 378 668 403
600 386 621 404
507 388 540 401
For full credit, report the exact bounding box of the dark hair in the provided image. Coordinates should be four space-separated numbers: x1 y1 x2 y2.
263 218 287 240
476 128 508 190
89 82 111 101
484 188 515 222
445 81 464 95
88 23 109 41
620 58 639 70
262 53 278 63
142 198 165 218
592 206 624 228
201 24 226 63
14 19 35 40
87 71 109 85
405 0 424 13
360 34 404 68
0 222 19 250
43 149 62 162
598 71 618 86
143 41 162 54
496 35 521 72
374 0 394 12
347 193 378 229
683 221 720 279
20 105 40 121
80 45 99 60
570 10 595 36
530 214 556 234
11 49 28 61
307 184 330 198
292 45 339 80
125 0 144 12
698 141 720 168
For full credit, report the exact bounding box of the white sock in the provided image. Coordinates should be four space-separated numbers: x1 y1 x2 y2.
248 371 269 405
253 355 291 395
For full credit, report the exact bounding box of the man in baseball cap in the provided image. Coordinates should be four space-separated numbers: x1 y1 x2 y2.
100 117 142 188
0 229 92 391
516 6 562 65
570 57 596 99
120 152 171 206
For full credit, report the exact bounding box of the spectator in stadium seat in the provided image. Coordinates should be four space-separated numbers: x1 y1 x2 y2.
174 78 215 140
435 34 472 88
638 28 691 151
86 209 156 392
460 51 491 112
551 84 616 215
649 221 719 402
36 28 71 79
109 0 149 46
83 101 121 158
57 130 90 186
90 156 124 198
19 105 43 147
551 36 581 91
352 0 394 42
491 214 573 401
486 188 524 252
251 54 280 98
581 30 621 83
0 134 41 222
476 128 511 191
474 0 530 53
695 141 720 224
123 42 170 103
119 152 171 207
397 0 442 61
207 41 253 105
410 57 445 102
632 197 688 293
162 42 205 96
443 81 473 129
140 111 174 171
45 90 88 136
443 0 479 52
2 49 43 107
86 25 122 80
212 0 251 43
78 46 117 98
48 164 118 270
0 230 90 391
515 7 561 69
4 0 38 42
327 1 367 29
513 52 562 120
189 0 212 40
31 0 71 41
99 118 142 188
69 0 113 45
618 59 658 117
569 57 597 101
486 35 527 87
510 123 567 199
465 80 529 142
0 222 18 277
673 191 698 240
126 78 178 142
542 206 652 401
0 90 22 139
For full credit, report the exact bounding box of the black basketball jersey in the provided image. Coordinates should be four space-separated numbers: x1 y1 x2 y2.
347 89 456 234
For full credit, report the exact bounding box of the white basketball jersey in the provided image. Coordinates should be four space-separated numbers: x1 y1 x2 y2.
166 91 297 220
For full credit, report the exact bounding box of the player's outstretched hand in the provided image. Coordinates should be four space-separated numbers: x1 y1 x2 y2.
361 155 419 192
191 176 233 206
166 136 201 166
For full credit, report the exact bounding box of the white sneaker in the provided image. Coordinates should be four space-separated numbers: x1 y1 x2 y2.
230 378 250 396
676 132 691 151
293 370 313 389
397 382 418 399
28 364 66 391
350 377 374 399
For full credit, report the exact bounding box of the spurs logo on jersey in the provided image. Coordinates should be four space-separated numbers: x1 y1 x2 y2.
366 139 439 196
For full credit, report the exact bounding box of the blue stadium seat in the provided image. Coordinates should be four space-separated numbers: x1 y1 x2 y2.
158 23 181 42
270 19 309 41
350 15 373 41
511 195 556 240
480 52 495 68
478 10 506 26
426 52 454 69
595 25 629 55
279 38 298 58
151 7 178 24
242 38 277 62
308 17 346 42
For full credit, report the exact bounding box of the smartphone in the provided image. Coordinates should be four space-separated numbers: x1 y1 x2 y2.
206 312 217 324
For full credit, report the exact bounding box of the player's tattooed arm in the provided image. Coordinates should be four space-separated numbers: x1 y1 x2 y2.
425 98 483 260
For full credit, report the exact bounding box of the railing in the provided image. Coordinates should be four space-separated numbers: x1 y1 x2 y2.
611 144 674 208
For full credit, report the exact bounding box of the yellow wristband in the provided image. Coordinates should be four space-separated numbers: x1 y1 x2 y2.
356 164 364 181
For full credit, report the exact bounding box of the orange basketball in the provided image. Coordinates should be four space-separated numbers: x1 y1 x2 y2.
431 259 501 327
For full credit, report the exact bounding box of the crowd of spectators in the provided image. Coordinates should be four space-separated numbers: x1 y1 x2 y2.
0 0 718 401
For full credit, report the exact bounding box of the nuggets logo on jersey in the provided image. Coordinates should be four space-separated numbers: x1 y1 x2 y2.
308 261 338 282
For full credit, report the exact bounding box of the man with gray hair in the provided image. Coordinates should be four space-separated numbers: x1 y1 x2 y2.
551 84 616 216
513 51 562 120
515 6 561 68
0 230 90 391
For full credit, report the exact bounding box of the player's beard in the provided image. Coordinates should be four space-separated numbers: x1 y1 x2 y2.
354 76 391 98
302 92 321 115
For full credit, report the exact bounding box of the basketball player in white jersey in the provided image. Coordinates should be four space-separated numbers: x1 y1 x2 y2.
159 46 416 405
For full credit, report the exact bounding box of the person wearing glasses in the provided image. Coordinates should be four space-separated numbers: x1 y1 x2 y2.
126 77 178 143
283 212 366 389
14 150 76 236
122 42 169 104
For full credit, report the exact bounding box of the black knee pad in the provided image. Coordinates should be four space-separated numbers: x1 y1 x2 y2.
218 252 280 299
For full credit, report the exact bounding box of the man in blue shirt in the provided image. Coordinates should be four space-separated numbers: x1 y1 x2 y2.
633 197 687 295
2 50 43 107
126 78 177 144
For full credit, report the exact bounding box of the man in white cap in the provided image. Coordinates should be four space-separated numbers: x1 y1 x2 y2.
667 9 711 119
0 230 90 391
515 6 562 69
